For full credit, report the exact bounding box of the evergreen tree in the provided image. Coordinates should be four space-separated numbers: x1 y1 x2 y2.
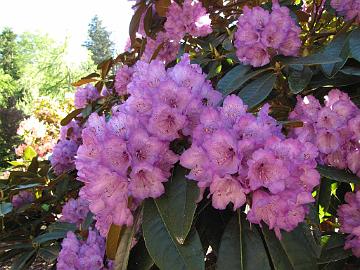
83 15 114 65
0 27 20 80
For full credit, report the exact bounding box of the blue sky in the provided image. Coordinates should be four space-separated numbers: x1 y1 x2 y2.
0 0 134 64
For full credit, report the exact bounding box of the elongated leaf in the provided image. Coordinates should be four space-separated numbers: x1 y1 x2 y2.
71 78 98 87
217 65 251 94
262 224 318 270
217 213 271 270
106 224 123 260
128 238 154 270
321 32 350 77
60 108 82 126
319 234 351 264
38 245 60 263
349 28 360 62
309 72 360 88
340 66 360 76
11 249 36 270
280 54 343 65
317 178 332 212
288 66 313 94
155 165 199 244
238 72 276 108
0 202 13 216
317 165 360 184
33 231 67 244
129 2 146 46
155 0 171 17
143 199 204 270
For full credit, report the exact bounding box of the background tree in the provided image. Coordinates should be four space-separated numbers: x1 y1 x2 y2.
83 15 114 65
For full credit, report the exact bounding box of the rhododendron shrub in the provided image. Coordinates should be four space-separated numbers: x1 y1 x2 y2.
1 1 360 269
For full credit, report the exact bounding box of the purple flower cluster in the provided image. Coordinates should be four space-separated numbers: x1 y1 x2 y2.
60 197 90 227
337 190 360 257
289 89 360 176
57 230 112 270
74 84 100 109
234 1 301 67
11 190 34 208
331 0 360 24
180 95 320 237
114 65 133 96
76 54 221 236
140 0 211 63
164 0 212 42
51 121 82 175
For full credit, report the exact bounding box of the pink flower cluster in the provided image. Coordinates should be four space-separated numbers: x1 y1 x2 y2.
51 120 82 175
76 54 221 236
11 190 34 208
331 0 360 24
289 89 360 176
74 84 100 109
180 95 320 237
337 190 360 257
57 230 112 270
60 197 90 227
234 2 301 67
141 0 212 63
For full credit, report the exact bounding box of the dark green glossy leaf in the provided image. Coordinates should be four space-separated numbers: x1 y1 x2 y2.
262 224 318 270
321 32 350 77
38 245 60 263
319 234 351 264
33 231 67 244
288 66 313 94
143 199 204 270
317 165 360 184
317 178 332 212
340 66 360 76
217 65 268 96
128 238 154 270
155 164 199 244
238 72 276 109
217 213 271 270
280 54 343 66
48 222 77 233
11 249 36 270
309 72 360 88
349 28 360 62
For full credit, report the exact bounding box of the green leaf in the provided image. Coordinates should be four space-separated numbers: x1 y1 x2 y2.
217 65 251 94
319 234 351 264
317 178 332 212
349 28 360 62
340 66 360 76
143 199 204 270
11 249 36 270
280 54 343 66
33 231 67 244
155 164 199 244
309 72 360 88
262 224 318 270
38 245 60 263
238 72 276 109
288 66 313 94
321 32 350 77
317 165 360 184
23 146 37 161
128 238 154 270
217 213 271 270
0 202 13 216
60 108 82 126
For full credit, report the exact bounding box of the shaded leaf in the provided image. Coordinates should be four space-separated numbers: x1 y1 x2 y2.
129 2 147 46
319 234 351 264
238 72 276 109
128 238 154 270
340 66 360 76
60 108 82 126
217 213 271 270
317 165 360 184
288 66 313 94
11 249 36 270
0 202 13 216
155 164 199 244
143 199 204 270
317 178 332 212
71 78 98 87
280 54 343 66
33 231 67 244
143 6 153 37
349 28 360 62
27 157 39 173
155 0 171 17
38 245 60 263
106 224 123 260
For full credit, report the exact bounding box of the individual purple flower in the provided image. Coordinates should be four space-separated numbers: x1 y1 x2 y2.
209 174 246 210
114 65 133 96
11 190 34 208
338 191 360 257
74 84 100 109
60 120 82 143
331 0 360 24
57 231 80 270
60 197 90 226
51 139 78 175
